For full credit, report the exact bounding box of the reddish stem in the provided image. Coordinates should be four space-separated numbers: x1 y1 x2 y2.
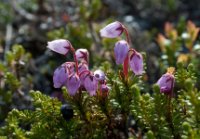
123 56 129 79
123 27 131 79
123 27 130 44
70 47 79 75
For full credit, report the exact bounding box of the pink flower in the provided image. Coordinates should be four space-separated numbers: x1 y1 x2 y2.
100 21 124 38
84 73 98 96
94 69 106 81
65 74 80 96
114 40 129 65
129 50 143 75
53 66 68 88
47 39 71 55
75 49 89 62
157 67 175 95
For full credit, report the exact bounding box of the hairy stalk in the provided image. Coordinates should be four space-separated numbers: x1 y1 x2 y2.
123 27 131 79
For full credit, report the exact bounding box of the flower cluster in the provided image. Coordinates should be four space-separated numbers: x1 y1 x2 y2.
100 21 144 77
100 21 175 95
48 21 176 97
47 40 109 96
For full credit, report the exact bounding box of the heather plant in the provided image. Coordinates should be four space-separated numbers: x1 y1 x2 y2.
0 45 32 122
1 21 200 139
157 20 200 87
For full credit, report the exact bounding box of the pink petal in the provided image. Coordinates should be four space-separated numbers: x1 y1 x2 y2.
157 73 174 94
53 66 68 88
100 21 124 38
84 74 98 96
47 39 71 55
114 40 129 65
66 74 80 96
75 49 89 62
129 51 143 75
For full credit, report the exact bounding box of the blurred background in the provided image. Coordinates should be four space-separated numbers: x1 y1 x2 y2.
0 0 200 123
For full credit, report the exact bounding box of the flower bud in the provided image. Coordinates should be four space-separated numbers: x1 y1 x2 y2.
66 74 80 96
114 40 129 65
75 49 89 62
129 51 143 75
157 67 175 94
53 66 68 88
84 74 98 96
100 21 124 38
94 69 105 81
47 39 71 55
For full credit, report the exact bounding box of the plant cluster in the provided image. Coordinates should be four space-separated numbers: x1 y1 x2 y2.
0 20 200 139
0 45 32 122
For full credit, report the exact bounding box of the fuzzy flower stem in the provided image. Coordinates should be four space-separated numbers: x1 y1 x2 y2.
123 27 130 44
70 47 79 75
123 27 130 79
123 56 129 79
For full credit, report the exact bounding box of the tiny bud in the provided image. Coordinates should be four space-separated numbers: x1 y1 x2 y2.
47 39 71 55
114 40 129 65
75 49 89 63
100 21 124 38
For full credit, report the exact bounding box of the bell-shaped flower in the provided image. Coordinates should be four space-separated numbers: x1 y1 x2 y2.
84 74 98 96
53 66 68 88
94 69 106 81
65 74 80 96
47 39 71 55
129 50 143 75
100 21 124 38
157 67 175 94
75 49 89 63
114 40 129 65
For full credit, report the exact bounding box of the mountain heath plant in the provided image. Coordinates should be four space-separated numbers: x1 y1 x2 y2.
1 21 200 139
